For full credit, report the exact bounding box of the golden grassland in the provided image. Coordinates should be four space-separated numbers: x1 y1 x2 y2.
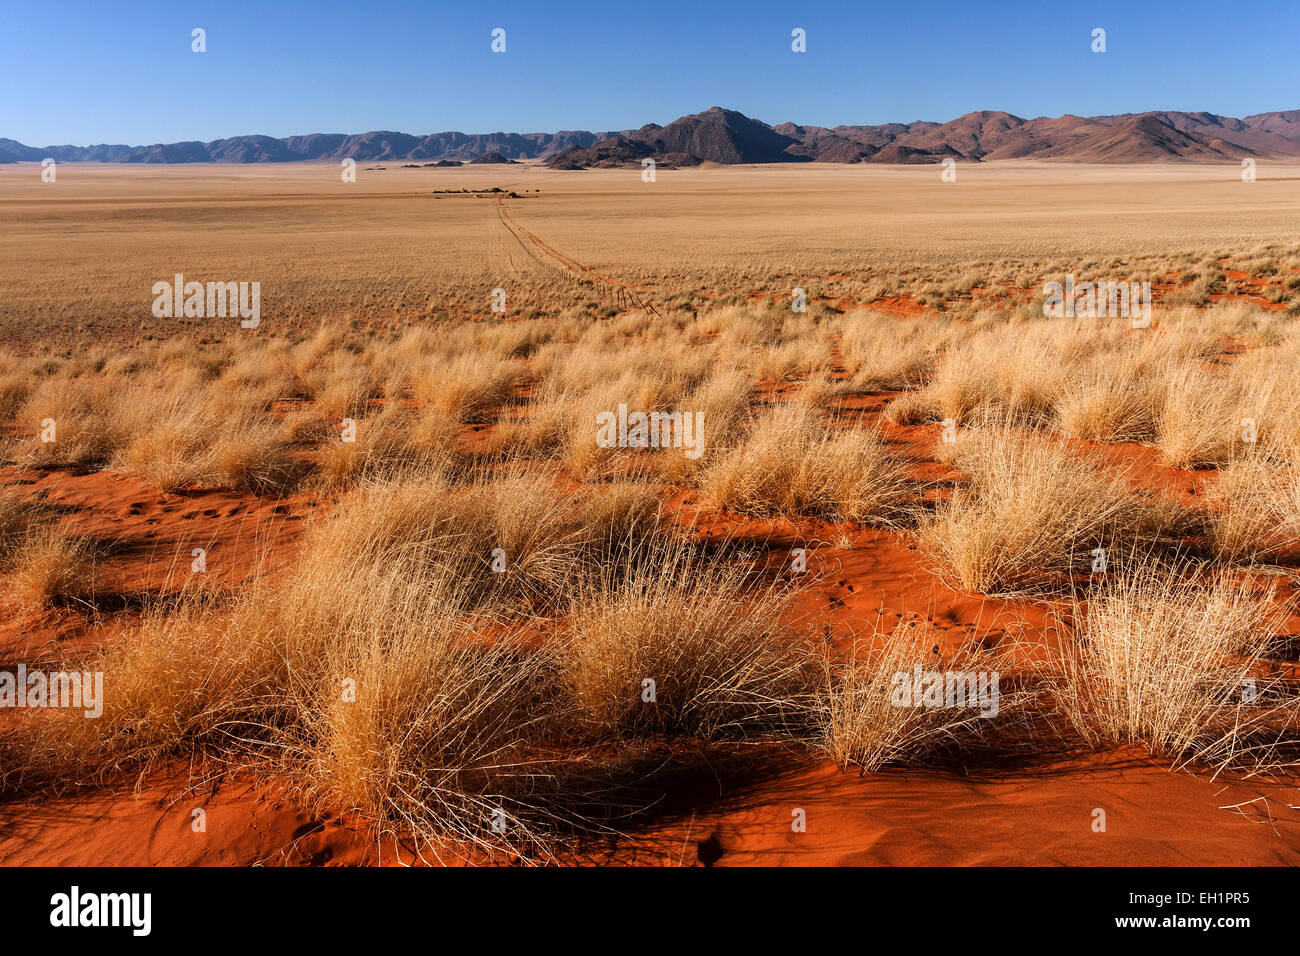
3 161 1300 345
3 299 1300 857
3 163 1300 861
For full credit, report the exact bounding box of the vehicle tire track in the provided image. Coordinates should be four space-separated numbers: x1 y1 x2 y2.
499 208 547 273
496 196 660 315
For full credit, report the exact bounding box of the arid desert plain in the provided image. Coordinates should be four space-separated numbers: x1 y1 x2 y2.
3 159 1300 865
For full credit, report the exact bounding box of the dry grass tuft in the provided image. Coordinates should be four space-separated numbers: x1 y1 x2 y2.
295 600 557 861
1052 558 1298 771
921 427 1189 594
9 527 97 609
818 622 1021 771
562 540 818 740
702 404 914 525
1204 458 1300 564
0 491 49 568
1156 366 1243 469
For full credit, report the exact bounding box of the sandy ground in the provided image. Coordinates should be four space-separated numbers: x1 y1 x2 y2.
4 398 1300 865
2 160 1299 345
3 162 1300 865
6 752 1299 866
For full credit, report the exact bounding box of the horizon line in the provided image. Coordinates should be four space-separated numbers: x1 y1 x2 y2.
10 104 1299 150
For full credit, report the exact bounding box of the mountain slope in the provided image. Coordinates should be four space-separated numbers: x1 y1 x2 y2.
9 106 1299 167
623 106 801 164
1023 114 1248 162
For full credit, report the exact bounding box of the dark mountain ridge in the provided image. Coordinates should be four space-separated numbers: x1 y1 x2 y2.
8 106 1299 167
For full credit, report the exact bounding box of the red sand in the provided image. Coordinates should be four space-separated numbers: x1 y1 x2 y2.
5 453 1298 867
5 300 1300 865
5 753 1298 866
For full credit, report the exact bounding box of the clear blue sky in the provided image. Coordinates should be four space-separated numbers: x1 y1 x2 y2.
2 0 1296 145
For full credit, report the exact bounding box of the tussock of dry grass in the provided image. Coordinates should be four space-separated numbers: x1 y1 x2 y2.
13 565 571 858
906 326 1067 428
38 599 262 772
1205 458 1300 564
702 404 914 525
313 362 381 419
1156 366 1243 469
818 622 1023 771
0 491 49 568
835 312 939 391
562 540 817 740
1 605 242 797
412 355 524 424
313 407 455 488
0 492 97 610
1052 558 1299 771
1053 349 1166 442
16 377 128 468
9 527 96 609
922 428 1190 594
298 471 665 616
294 593 557 860
207 418 301 493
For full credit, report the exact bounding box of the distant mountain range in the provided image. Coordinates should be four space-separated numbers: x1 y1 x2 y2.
0 129 625 165
6 106 1300 167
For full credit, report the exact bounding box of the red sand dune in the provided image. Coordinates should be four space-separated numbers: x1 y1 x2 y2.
5 321 1300 866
